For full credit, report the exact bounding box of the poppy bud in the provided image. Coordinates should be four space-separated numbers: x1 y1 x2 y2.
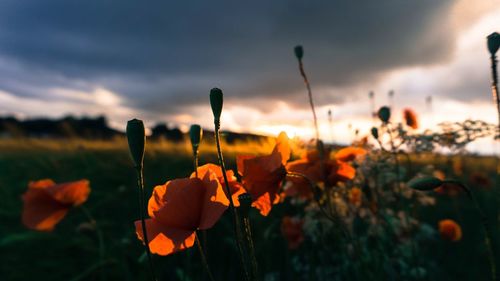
126 119 146 168
377 106 391 123
371 127 379 139
238 193 252 217
294 45 304 60
210 88 223 121
189 124 203 153
407 176 443 191
487 32 500 56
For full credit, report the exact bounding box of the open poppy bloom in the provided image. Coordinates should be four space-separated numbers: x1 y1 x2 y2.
22 179 90 231
190 163 246 206
281 216 304 249
438 219 462 242
237 132 290 216
135 168 230 256
285 149 356 199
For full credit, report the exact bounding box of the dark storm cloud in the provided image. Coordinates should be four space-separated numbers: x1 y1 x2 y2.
0 0 461 114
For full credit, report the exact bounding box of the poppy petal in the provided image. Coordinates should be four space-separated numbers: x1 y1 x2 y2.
335 147 367 162
28 179 56 190
198 168 230 230
21 188 69 231
46 180 91 206
135 219 196 256
251 192 280 216
272 132 291 165
148 178 205 231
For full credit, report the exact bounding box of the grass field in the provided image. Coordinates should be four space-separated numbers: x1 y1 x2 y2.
0 137 499 281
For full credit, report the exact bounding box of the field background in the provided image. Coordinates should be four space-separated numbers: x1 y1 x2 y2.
0 138 499 281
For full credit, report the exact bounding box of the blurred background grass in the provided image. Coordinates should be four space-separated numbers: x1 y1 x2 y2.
0 138 498 280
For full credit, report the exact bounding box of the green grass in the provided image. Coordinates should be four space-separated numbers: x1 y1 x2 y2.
0 139 498 280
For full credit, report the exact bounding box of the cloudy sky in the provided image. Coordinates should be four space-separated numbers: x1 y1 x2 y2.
0 1 498 151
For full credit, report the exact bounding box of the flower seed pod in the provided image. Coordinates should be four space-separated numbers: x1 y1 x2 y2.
294 45 304 60
407 176 443 191
189 124 203 153
210 88 223 121
126 119 146 168
377 106 391 123
371 127 379 139
238 193 252 217
487 32 500 56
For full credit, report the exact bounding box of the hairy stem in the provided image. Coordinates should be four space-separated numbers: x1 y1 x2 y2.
80 206 106 281
135 167 157 281
195 232 216 281
214 120 250 281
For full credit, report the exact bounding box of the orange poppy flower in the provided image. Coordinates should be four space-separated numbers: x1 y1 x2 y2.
22 179 90 231
285 149 356 199
403 108 419 129
237 132 290 216
281 216 304 249
335 147 367 162
190 163 246 206
438 219 462 242
349 187 362 207
135 168 230 256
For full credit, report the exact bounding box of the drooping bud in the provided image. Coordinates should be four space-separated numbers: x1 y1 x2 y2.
126 119 146 168
377 106 391 123
294 45 304 60
210 88 223 121
189 124 203 154
487 32 500 56
407 176 443 191
238 193 253 217
371 127 379 139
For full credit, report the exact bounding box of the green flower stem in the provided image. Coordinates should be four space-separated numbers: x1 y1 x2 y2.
213 120 250 281
192 148 215 281
490 54 499 133
240 213 259 281
135 166 157 281
297 57 319 142
444 180 497 281
80 206 106 281
195 231 216 281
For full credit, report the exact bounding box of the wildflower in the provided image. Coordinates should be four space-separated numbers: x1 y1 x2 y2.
286 149 356 199
281 216 304 249
335 147 367 162
237 132 290 216
349 187 362 207
135 169 230 256
403 108 419 129
191 163 246 206
22 179 90 231
438 219 462 242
